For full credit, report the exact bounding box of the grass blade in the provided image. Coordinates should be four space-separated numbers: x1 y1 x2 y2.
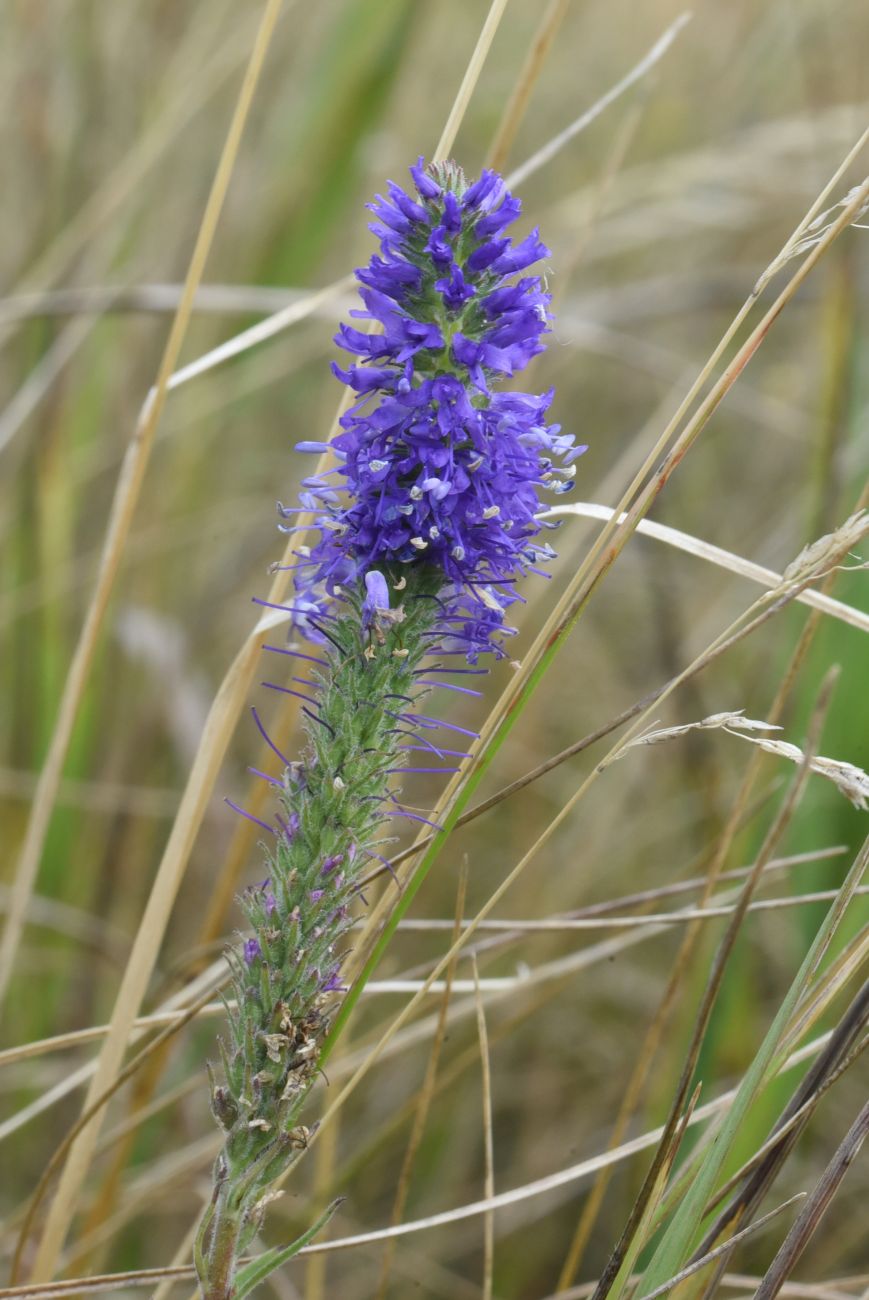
232 1200 343 1300
634 835 869 1300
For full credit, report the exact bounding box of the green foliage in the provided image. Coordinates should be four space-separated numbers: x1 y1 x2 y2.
635 843 868 1299
196 567 440 1297
232 1198 342 1299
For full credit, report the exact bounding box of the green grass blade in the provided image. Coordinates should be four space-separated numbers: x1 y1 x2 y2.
233 1199 342 1300
635 835 869 1299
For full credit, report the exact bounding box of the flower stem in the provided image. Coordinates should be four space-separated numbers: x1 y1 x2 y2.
196 567 443 1297
198 1180 243 1300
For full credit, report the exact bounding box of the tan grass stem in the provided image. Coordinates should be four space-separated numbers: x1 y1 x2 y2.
485 0 571 171
18 0 287 1279
431 0 510 164
374 864 468 1300
16 2 510 1282
505 13 692 190
473 956 495 1300
547 503 869 635
0 1035 842 1300
337 163 869 1052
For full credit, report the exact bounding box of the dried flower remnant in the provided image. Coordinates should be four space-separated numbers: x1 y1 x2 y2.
766 183 869 275
736 739 869 812
619 711 869 812
622 711 782 750
779 511 869 587
195 159 580 1300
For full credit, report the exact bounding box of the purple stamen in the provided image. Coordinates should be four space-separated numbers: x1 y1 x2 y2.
253 596 337 621
247 766 283 789
417 680 483 696
411 714 480 738
398 744 471 757
262 645 329 666
386 766 461 775
303 706 336 738
412 666 488 675
251 706 292 768
275 812 297 842
261 681 321 707
225 798 275 836
386 727 445 759
386 806 444 831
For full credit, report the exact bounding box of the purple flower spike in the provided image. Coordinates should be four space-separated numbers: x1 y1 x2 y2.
202 160 582 1281
288 158 583 661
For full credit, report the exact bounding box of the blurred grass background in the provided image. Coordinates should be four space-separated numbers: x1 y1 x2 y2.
1 1 867 1297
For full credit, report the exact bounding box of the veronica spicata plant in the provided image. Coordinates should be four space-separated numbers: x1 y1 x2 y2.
195 158 583 1300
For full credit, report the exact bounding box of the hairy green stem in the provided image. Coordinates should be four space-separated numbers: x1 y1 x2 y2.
195 568 442 1299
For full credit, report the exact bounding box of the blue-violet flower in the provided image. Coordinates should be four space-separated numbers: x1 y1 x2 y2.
288 158 584 661
196 159 584 1300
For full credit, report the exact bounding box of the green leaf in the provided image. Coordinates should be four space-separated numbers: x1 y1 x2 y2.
635 838 868 1299
234 1199 343 1300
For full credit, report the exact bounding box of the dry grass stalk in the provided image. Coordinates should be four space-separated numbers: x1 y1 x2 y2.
638 1196 807 1300
5 10 868 1294
604 1087 704 1300
335 514 864 1142
11 2 511 1283
546 503 869 635
570 494 854 1293
752 1103 869 1300
682 986 869 1300
472 955 495 1300
734 737 869 810
616 710 869 810
10 983 224 1282
633 833 869 1300
286 667 833 1207
485 0 571 170
0 0 287 1025
0 851 850 1077
0 1029 842 1294
505 13 692 189
0 1028 844 1300
374 864 468 1300
0 317 99 460
332 159 869 1083
587 679 836 1300
5 4 291 1280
